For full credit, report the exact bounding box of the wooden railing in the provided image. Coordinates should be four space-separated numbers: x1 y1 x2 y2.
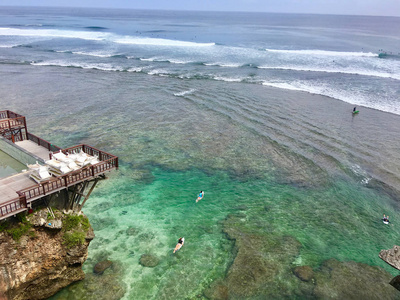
62 144 119 168
0 110 24 120
0 116 26 130
0 110 27 143
5 144 118 202
28 132 62 153
0 193 27 219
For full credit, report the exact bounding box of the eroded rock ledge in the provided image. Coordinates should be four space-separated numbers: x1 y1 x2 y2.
0 209 94 300
379 245 400 271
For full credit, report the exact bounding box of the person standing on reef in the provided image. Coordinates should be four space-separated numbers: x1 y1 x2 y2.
196 191 204 203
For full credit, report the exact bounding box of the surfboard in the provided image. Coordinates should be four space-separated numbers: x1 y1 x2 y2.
353 110 359 114
196 191 204 203
383 221 389 224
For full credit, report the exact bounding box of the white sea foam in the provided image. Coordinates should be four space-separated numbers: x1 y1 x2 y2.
147 69 169 75
258 65 400 81
265 48 378 57
127 67 143 73
30 60 123 71
72 51 114 58
168 59 192 64
205 62 242 68
261 81 305 91
0 27 215 47
351 165 372 185
214 76 242 82
114 36 215 47
217 63 243 68
0 27 109 41
174 89 197 96
261 80 399 114
140 57 158 62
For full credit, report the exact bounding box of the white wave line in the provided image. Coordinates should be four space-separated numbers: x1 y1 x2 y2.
265 48 378 57
258 65 400 81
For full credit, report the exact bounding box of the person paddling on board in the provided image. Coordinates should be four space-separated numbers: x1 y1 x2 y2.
196 191 204 203
383 214 390 223
173 237 184 253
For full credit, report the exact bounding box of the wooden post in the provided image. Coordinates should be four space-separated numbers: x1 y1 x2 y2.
79 178 98 210
23 117 27 139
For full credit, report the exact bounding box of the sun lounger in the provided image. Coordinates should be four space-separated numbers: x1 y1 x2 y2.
52 151 68 161
29 165 52 184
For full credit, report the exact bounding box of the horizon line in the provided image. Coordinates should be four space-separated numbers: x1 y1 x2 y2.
1 5 400 18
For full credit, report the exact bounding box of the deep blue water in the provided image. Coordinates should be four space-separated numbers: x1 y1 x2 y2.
1 7 399 114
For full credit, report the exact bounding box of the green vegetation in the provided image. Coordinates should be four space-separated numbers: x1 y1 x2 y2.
63 231 86 248
0 221 8 232
63 215 82 231
4 215 32 242
47 212 54 221
62 214 91 249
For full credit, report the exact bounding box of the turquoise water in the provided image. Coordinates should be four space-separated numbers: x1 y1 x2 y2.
0 65 398 299
49 165 400 299
1 7 400 298
1 65 399 299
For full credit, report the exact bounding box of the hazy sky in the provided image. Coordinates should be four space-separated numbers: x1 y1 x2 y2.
1 0 400 17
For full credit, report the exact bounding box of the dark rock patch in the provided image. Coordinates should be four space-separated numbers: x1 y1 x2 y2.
93 260 113 274
293 266 314 282
313 259 398 299
235 205 248 211
125 227 138 236
139 254 159 268
390 275 400 291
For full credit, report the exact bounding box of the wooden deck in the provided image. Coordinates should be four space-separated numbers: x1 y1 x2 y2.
0 144 118 220
0 110 119 220
16 140 52 161
0 172 32 203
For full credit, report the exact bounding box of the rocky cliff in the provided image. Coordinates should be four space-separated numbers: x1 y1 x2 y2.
0 209 94 300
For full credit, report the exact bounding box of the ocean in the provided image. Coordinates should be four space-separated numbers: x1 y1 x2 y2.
1 6 400 299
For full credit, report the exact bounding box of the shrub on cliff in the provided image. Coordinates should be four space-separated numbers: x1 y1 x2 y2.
2 215 33 242
63 231 86 248
62 214 91 249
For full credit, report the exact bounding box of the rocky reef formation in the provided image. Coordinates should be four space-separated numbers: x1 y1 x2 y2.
0 209 94 300
380 245 400 270
204 214 400 299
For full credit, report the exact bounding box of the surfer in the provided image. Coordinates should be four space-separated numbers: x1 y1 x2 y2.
173 237 184 253
383 214 389 223
196 191 204 203
353 107 356 112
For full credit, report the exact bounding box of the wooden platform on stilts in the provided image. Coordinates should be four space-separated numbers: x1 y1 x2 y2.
0 110 118 220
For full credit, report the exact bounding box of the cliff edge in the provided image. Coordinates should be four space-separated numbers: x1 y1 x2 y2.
0 209 94 300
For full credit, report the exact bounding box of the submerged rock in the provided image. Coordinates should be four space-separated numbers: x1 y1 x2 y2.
293 266 314 282
390 275 400 291
125 227 138 236
139 254 160 267
313 259 398 299
94 260 113 274
204 214 302 298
